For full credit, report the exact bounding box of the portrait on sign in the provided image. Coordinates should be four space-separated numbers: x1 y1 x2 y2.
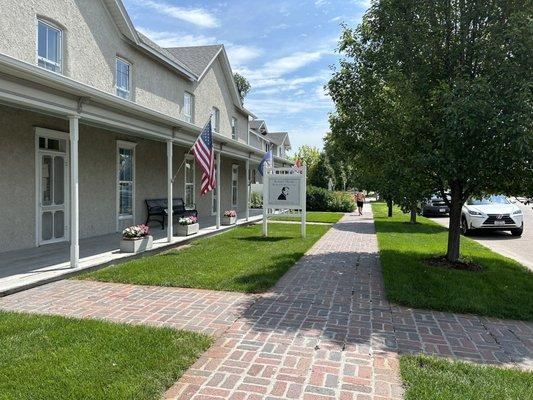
267 176 302 207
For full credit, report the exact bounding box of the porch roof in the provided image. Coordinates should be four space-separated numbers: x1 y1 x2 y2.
0 52 291 165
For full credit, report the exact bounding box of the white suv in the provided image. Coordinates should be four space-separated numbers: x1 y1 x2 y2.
461 195 524 236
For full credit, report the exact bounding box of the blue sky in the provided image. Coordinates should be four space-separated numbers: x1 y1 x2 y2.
123 0 369 152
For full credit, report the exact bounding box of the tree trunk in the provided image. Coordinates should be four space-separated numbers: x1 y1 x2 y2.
446 181 463 263
410 208 417 224
387 197 393 217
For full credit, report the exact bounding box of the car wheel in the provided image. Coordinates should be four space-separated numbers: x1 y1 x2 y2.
511 224 523 237
461 216 472 236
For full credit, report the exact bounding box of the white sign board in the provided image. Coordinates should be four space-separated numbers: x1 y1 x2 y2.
265 175 303 209
262 166 307 238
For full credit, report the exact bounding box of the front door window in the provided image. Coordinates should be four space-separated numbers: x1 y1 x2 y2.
37 133 68 244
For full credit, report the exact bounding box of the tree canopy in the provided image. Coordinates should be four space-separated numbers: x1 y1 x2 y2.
233 72 251 102
328 0 533 261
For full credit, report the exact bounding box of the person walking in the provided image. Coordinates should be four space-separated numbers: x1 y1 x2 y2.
356 190 365 215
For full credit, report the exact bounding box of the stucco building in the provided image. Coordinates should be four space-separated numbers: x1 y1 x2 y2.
0 0 292 270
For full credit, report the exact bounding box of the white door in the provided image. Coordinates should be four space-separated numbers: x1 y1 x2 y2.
37 133 69 245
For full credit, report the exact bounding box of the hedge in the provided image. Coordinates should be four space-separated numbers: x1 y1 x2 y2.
306 186 355 212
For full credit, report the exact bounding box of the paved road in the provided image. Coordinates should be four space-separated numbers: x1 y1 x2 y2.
429 201 533 271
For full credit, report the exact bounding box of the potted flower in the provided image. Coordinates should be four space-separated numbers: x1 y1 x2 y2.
120 224 153 253
222 210 237 225
176 216 199 236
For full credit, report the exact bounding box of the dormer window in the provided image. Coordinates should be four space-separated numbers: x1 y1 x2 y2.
116 57 131 100
212 107 220 133
37 20 62 73
231 117 237 140
184 92 194 123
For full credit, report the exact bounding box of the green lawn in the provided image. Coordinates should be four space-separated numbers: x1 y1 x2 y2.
372 203 533 320
401 355 533 400
79 223 330 293
0 312 211 400
270 211 345 223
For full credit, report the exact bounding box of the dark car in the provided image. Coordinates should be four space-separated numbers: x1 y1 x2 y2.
420 195 450 216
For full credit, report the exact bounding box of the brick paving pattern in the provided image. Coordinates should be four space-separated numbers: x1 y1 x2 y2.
1 209 532 400
0 280 254 336
165 213 404 400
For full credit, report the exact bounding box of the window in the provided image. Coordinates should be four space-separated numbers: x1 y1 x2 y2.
116 58 131 99
37 20 62 73
231 117 238 140
183 92 194 123
231 164 239 208
212 107 220 133
184 156 195 207
117 141 136 228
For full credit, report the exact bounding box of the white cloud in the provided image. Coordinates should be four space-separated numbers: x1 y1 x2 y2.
235 51 328 90
315 0 330 7
135 0 219 28
225 44 263 67
245 96 331 116
137 28 217 47
353 0 372 9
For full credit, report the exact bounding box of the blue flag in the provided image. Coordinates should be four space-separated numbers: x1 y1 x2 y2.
258 150 273 176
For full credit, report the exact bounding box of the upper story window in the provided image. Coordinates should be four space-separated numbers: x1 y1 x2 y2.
231 117 238 140
184 92 194 123
37 20 62 73
116 57 131 100
212 107 220 133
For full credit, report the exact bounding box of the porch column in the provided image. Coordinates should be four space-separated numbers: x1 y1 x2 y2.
216 152 221 229
167 140 173 242
245 159 250 221
69 115 79 268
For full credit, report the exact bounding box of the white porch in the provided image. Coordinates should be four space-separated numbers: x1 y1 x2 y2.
0 209 263 296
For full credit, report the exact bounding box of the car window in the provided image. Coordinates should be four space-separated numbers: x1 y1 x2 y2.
467 195 509 205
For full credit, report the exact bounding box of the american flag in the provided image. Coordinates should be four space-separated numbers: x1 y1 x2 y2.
192 120 216 194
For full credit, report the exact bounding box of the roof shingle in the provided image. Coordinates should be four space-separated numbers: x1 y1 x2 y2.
165 45 223 78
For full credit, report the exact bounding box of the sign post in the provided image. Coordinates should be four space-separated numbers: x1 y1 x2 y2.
262 164 306 238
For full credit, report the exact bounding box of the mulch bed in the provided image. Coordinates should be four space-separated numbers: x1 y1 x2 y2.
425 256 485 272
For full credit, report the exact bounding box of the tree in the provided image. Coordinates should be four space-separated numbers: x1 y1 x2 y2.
328 0 533 262
308 152 336 189
292 145 321 169
233 73 251 102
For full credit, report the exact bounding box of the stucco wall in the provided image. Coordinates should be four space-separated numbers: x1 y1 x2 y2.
0 0 188 120
192 58 248 144
0 105 248 253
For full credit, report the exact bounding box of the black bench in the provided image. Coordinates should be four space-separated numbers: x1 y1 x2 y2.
145 198 198 229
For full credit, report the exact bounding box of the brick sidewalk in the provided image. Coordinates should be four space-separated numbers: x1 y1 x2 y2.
165 212 404 400
1 210 532 400
0 280 254 337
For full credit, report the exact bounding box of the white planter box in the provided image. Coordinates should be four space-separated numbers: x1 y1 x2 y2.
222 216 237 225
120 235 153 253
176 223 199 236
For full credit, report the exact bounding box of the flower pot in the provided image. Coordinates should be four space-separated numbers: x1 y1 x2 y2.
176 222 199 236
120 235 153 253
222 216 237 225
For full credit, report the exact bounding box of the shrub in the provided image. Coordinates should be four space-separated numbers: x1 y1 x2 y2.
306 186 355 212
250 192 263 208
330 191 356 212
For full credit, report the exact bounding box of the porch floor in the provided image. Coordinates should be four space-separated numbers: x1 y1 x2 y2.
0 209 263 296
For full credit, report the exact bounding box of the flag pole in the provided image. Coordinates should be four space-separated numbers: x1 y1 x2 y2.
171 113 213 184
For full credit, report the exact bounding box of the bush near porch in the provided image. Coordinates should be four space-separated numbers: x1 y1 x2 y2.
372 202 533 321
79 223 330 293
0 312 211 400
